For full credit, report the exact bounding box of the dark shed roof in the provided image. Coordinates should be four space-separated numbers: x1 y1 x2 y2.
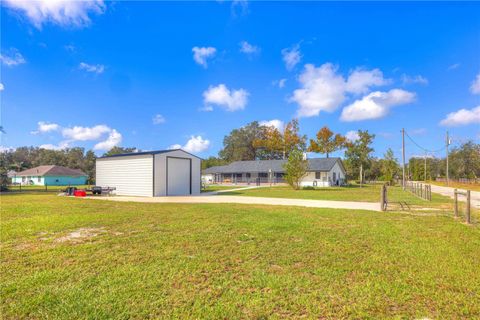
203 157 343 174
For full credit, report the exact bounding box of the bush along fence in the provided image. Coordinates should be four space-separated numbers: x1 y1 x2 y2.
405 181 432 201
454 189 472 224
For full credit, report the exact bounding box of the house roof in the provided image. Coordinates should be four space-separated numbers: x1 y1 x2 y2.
203 157 344 174
98 148 202 160
16 165 87 177
7 170 17 178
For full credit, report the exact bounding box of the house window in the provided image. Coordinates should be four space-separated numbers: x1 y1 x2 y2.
246 173 251 178
258 172 268 178
22 177 26 182
315 172 321 179
38 176 41 182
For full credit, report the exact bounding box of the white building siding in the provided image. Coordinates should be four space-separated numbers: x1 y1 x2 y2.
154 150 201 196
96 155 153 197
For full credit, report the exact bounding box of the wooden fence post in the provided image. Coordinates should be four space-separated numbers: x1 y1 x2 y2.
454 189 458 218
380 184 388 211
466 190 471 224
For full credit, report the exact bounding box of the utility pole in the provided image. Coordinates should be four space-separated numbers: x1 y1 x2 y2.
446 131 450 186
424 153 427 182
402 128 406 190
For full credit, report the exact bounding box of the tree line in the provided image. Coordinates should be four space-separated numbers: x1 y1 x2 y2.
204 119 480 184
2 119 478 186
0 146 137 185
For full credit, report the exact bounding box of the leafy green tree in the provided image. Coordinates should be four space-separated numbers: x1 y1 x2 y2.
283 149 308 190
344 130 375 185
220 121 277 161
83 150 97 184
201 156 226 170
254 119 306 159
103 146 138 157
381 148 398 184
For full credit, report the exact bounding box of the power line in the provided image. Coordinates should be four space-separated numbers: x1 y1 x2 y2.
404 130 447 154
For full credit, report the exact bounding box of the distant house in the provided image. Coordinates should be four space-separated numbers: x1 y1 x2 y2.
12 165 87 186
203 157 346 187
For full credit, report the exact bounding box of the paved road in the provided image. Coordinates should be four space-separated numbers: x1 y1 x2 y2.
86 194 382 212
428 184 480 209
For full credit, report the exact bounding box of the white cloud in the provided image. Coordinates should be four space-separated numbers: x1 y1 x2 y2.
410 128 427 135
345 130 360 142
152 114 166 125
3 0 105 29
92 130 121 151
64 44 76 52
448 63 460 71
346 68 391 94
0 48 26 67
239 41 259 55
203 84 249 111
39 141 69 151
340 89 416 122
470 74 480 94
440 106 480 126
0 83 4 91
0 146 15 153
231 0 249 17
79 62 105 74
31 121 60 134
62 125 111 141
169 144 182 150
170 135 210 153
281 44 301 71
291 63 346 117
291 63 397 118
192 46 216 68
94 129 122 151
401 74 429 85
260 119 284 131
272 78 287 88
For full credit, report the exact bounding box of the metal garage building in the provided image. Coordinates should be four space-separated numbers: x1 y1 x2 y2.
96 149 201 197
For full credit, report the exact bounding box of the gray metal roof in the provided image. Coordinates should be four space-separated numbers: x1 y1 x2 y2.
203 157 343 174
98 148 202 160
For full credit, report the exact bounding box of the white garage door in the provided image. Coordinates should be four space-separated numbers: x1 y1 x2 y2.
167 157 191 196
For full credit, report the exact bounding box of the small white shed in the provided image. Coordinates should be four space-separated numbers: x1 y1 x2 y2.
96 149 201 197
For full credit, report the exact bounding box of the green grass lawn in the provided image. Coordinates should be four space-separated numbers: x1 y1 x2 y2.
221 184 452 207
201 184 247 193
2 193 479 319
7 184 91 192
429 180 480 192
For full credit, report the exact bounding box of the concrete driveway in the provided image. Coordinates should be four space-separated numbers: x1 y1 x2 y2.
428 184 480 209
86 194 382 212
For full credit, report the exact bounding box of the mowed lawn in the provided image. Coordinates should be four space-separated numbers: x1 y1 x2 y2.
222 184 452 207
2 194 480 319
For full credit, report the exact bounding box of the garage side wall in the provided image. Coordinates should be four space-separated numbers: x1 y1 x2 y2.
154 150 201 196
96 155 153 197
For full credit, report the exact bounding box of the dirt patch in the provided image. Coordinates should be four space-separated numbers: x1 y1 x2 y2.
54 227 106 244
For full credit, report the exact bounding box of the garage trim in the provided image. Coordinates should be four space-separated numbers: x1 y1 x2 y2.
165 156 192 195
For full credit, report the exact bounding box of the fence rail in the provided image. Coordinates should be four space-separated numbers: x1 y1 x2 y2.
435 178 480 184
405 181 432 201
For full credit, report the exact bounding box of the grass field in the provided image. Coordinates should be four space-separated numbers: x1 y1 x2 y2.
222 184 453 208
2 193 479 319
6 184 91 192
201 185 247 193
429 180 480 192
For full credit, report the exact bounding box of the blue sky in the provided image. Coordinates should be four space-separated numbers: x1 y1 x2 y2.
1 1 479 159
